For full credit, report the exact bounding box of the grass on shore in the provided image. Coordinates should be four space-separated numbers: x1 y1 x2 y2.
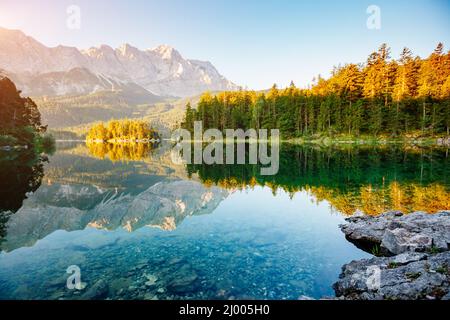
285 133 448 146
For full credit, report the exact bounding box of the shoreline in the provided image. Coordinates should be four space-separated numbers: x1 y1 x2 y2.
0 145 29 151
286 136 450 147
169 136 450 146
46 136 450 147
85 139 161 144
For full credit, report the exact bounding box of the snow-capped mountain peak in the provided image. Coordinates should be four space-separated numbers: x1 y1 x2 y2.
151 44 181 60
0 27 239 97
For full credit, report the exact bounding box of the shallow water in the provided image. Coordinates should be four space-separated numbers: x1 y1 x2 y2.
0 143 448 300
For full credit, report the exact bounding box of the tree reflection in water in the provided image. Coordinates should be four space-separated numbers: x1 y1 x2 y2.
0 151 46 243
186 144 450 215
86 142 159 162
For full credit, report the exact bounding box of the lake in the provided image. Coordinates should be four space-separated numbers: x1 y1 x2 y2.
0 142 448 300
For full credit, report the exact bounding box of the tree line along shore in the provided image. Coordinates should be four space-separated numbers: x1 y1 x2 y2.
181 44 450 143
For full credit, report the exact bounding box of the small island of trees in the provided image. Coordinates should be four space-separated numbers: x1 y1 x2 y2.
86 119 160 143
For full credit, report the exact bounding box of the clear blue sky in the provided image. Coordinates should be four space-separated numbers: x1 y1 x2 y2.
1 0 449 89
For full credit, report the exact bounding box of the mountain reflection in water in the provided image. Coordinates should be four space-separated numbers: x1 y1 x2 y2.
0 142 448 300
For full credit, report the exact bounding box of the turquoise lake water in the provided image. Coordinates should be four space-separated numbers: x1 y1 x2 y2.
0 143 447 300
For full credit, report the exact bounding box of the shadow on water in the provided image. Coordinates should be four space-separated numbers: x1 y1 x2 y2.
0 150 46 244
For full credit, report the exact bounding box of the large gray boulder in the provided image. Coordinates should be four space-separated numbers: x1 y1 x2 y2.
334 211 450 300
340 211 450 255
334 251 450 300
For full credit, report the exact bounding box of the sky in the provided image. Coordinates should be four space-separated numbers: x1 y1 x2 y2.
0 0 449 90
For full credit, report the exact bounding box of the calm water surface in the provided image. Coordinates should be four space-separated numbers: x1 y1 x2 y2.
0 142 448 300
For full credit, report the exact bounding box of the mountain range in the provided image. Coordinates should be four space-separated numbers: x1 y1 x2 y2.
0 27 238 98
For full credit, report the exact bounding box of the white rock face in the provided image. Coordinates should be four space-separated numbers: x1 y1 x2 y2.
0 28 239 97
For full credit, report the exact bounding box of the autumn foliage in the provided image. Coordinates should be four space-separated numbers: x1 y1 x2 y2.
86 119 160 142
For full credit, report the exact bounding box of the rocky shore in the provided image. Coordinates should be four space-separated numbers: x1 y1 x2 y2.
0 145 28 151
334 211 450 300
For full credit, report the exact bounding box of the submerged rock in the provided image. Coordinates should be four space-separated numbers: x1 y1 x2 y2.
144 274 158 287
81 279 109 300
335 211 450 300
167 267 199 294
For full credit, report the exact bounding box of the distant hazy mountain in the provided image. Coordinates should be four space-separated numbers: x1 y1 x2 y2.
0 27 239 97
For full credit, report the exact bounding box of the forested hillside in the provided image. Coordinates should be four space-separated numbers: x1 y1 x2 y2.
182 44 450 139
34 88 164 129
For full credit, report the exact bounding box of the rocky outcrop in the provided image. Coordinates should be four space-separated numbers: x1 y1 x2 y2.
334 251 449 300
340 211 450 256
334 211 450 300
